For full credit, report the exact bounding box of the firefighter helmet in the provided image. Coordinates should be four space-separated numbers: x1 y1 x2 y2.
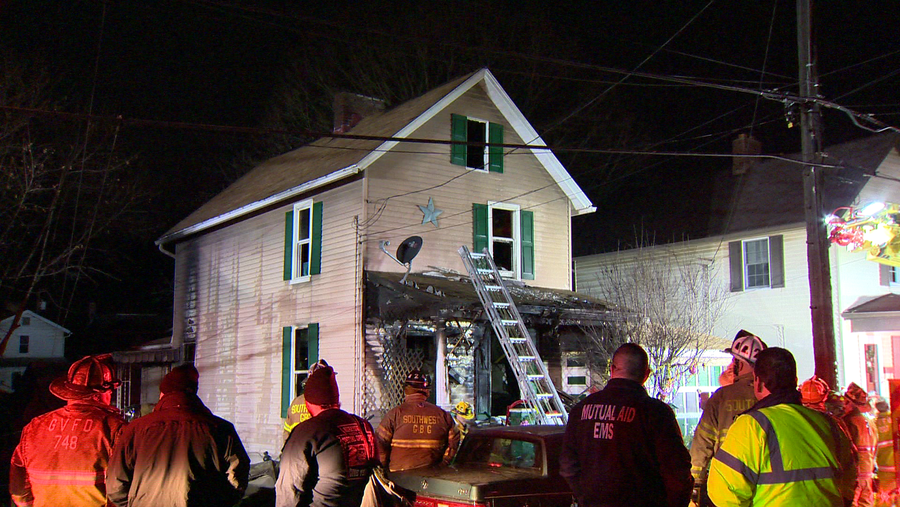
405 369 431 389
49 354 120 400
453 401 475 420
726 330 767 365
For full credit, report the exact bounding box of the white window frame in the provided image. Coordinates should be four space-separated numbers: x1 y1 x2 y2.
488 201 520 279
742 237 771 289
290 326 312 401
291 199 314 284
465 117 490 172
891 266 900 285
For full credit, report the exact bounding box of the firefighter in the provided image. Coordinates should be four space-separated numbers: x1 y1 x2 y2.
689 330 767 506
282 359 329 442
874 398 897 507
376 370 459 472
845 382 878 507
9 354 126 507
450 400 475 445
708 348 856 506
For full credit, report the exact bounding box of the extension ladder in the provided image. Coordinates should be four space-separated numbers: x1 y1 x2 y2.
458 245 568 425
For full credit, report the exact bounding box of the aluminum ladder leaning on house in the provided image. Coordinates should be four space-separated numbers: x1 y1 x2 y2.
458 245 568 425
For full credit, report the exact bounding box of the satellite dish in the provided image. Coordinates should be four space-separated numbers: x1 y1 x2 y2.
379 236 425 284
396 236 423 264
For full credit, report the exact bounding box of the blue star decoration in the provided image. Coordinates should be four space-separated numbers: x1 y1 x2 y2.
418 197 443 227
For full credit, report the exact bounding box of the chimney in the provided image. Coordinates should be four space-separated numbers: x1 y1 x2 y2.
732 134 761 175
332 92 386 133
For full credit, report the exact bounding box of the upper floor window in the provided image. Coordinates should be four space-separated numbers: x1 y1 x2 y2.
19 335 29 354
281 324 319 418
743 239 770 288
728 235 784 292
284 200 323 283
21 317 30 326
473 202 534 280
450 114 504 173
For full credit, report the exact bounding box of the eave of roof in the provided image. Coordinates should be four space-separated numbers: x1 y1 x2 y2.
842 293 900 316
157 68 594 246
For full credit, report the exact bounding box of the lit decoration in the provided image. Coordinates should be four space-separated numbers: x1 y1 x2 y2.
417 197 443 227
827 202 900 267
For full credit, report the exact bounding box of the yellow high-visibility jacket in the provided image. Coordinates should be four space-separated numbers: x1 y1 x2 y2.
708 394 856 507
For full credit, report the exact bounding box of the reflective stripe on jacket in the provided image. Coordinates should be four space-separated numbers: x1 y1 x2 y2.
708 393 856 507
9 401 126 507
689 372 756 482
844 408 877 477
376 393 458 472
283 394 311 440
875 412 896 476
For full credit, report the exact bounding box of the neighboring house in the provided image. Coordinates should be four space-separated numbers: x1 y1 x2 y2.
575 133 900 405
154 69 608 456
0 310 70 393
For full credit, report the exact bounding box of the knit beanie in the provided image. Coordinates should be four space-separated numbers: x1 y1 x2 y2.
160 364 200 394
304 365 339 405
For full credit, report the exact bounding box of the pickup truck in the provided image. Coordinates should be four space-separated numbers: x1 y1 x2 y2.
387 425 574 507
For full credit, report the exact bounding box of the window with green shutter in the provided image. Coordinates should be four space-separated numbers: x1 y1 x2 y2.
284 200 323 282
451 114 504 173
281 323 319 418
473 202 534 280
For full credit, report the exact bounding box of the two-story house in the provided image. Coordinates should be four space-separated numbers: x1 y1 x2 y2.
574 133 900 433
0 310 70 393
155 69 606 456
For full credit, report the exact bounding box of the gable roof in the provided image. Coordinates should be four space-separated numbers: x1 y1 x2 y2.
704 133 900 237
157 68 595 246
0 310 71 335
842 293 900 315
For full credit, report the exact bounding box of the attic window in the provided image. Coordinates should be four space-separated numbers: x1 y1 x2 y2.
451 114 504 173
21 317 30 326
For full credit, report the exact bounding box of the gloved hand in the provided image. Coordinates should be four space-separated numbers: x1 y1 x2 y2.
690 485 702 507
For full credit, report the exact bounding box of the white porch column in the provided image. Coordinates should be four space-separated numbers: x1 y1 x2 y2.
435 320 450 408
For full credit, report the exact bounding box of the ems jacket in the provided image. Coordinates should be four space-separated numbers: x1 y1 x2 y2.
559 378 693 507
875 411 896 480
708 390 856 507
276 408 379 507
105 391 250 507
375 392 459 472
283 394 311 441
9 401 126 507
689 372 756 482
844 407 877 479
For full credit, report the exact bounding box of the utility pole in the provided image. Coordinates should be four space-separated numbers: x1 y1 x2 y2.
797 0 837 387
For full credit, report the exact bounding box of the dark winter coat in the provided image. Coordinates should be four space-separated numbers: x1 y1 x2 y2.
276 408 378 507
559 377 693 507
105 391 250 507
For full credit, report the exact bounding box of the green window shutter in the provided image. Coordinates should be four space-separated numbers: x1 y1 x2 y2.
310 201 323 275
307 323 319 367
451 114 467 167
281 326 292 418
521 210 534 280
284 211 294 280
488 122 504 173
473 203 488 254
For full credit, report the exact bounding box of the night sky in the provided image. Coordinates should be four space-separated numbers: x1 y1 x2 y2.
2 0 898 336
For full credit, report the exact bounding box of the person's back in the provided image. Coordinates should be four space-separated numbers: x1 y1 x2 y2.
9 354 125 507
376 371 457 472
106 365 249 507
278 408 377 507
560 343 692 507
874 401 897 507
708 348 855 507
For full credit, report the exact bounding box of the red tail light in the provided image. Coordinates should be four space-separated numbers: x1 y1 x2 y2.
414 497 487 507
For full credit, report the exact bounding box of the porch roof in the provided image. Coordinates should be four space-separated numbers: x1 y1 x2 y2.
365 270 618 325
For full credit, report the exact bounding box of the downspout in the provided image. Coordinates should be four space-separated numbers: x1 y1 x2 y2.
158 241 176 259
